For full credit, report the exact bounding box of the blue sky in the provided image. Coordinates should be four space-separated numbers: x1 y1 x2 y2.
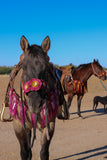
0 0 107 67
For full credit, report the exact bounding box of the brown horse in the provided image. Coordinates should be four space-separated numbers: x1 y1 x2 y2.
6 36 68 160
56 60 106 117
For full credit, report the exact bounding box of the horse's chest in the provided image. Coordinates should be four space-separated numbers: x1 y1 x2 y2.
9 88 58 130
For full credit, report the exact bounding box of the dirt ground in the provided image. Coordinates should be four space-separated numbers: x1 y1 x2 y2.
0 75 107 160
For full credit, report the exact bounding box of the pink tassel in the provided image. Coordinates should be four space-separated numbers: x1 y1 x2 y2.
9 87 58 129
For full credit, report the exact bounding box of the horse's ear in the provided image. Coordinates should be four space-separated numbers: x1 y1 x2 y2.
97 59 99 63
41 36 50 53
93 59 96 63
20 36 29 52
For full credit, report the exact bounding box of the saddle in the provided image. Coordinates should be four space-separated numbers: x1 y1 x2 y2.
60 66 73 84
59 66 87 94
59 66 73 92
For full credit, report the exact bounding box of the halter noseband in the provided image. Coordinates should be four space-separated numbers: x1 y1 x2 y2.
91 63 105 78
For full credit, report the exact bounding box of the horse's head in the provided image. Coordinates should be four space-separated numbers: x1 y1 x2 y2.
20 36 56 114
91 59 106 80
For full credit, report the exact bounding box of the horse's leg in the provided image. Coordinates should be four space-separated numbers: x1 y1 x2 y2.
77 95 83 117
63 98 69 119
57 98 69 120
104 104 105 112
93 100 95 110
13 119 32 160
95 102 98 110
104 104 107 112
93 101 97 111
67 94 73 109
40 121 55 160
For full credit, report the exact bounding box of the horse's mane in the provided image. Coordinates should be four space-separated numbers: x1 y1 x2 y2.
77 63 91 69
72 63 91 75
71 66 76 75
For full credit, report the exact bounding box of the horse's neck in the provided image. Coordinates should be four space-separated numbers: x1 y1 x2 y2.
73 64 93 83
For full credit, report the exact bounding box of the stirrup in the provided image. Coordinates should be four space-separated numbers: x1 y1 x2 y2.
0 103 13 122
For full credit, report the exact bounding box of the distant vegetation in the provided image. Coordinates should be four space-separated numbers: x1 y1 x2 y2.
0 66 13 74
0 65 106 75
103 67 107 70
54 63 77 68
55 64 107 70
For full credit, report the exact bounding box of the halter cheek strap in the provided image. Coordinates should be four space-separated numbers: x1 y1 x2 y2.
91 63 105 78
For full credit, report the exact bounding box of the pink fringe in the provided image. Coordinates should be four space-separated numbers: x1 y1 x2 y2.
9 87 58 128
9 88 28 125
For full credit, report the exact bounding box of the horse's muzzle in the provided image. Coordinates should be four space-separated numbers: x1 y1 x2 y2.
27 93 43 114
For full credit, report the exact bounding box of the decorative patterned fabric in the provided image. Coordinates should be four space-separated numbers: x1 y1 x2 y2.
9 88 28 124
9 87 58 128
73 80 86 94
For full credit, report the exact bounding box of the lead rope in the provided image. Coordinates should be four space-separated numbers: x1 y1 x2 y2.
45 69 50 140
45 98 50 140
20 83 37 159
30 114 38 148
100 81 107 91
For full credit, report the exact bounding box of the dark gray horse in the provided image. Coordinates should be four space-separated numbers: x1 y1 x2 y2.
8 36 68 160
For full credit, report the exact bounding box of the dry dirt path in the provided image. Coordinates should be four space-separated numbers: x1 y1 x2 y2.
0 75 107 160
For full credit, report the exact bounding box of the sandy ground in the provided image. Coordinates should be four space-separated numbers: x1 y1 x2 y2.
0 75 107 160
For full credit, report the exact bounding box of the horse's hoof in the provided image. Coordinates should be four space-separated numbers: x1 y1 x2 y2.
57 115 64 119
64 113 70 120
78 114 82 117
57 114 69 120
64 116 69 120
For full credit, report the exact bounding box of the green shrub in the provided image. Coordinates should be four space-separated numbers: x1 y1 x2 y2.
0 66 13 74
